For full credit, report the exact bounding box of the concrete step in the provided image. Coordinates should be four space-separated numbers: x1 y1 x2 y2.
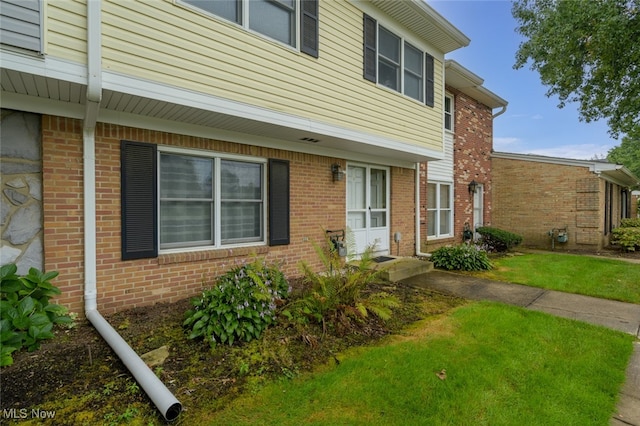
375 257 434 282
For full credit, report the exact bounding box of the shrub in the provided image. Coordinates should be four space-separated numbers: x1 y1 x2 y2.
620 218 640 228
612 218 640 251
0 264 73 367
612 227 640 251
291 238 399 332
476 226 523 252
431 244 492 271
184 259 289 347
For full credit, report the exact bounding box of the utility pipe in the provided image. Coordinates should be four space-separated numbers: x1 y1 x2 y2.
82 0 181 421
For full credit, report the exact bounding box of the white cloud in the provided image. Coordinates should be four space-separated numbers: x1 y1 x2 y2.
531 114 544 120
493 137 521 151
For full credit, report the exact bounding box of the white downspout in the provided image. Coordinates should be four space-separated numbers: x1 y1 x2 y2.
83 1 181 421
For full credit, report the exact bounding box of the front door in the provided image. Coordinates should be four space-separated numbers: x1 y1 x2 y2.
346 164 390 256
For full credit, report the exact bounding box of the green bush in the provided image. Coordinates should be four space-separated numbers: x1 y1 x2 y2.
431 244 492 271
612 218 640 251
1 264 73 367
291 239 399 331
476 226 523 252
184 259 289 347
612 227 640 251
620 218 640 228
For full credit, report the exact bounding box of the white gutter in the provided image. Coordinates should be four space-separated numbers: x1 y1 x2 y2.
82 1 181 421
492 105 507 119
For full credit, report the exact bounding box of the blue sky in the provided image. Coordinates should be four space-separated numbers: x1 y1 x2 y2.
432 0 621 160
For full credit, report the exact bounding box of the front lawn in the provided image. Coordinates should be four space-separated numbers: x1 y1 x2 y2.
204 302 633 425
475 252 640 304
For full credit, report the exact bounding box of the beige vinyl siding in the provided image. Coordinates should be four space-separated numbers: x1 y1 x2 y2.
46 0 86 61
45 0 444 151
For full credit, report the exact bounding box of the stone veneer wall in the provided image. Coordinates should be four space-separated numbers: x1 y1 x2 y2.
1 110 44 274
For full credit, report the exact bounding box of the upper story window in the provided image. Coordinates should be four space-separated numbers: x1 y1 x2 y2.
182 0 318 57
363 14 434 106
444 94 454 131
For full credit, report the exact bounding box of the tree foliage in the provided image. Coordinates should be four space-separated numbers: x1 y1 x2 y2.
512 0 640 138
607 130 640 180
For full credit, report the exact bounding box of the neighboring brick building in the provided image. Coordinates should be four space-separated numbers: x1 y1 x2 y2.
420 60 507 252
492 152 640 251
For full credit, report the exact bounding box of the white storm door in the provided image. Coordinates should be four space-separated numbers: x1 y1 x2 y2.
347 165 390 256
473 183 484 240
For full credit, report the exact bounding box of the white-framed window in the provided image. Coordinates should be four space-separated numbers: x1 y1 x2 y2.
378 26 401 91
444 94 454 131
363 15 434 106
181 0 306 50
404 42 424 102
158 148 265 250
427 182 453 238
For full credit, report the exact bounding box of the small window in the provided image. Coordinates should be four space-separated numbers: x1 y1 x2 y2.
427 182 452 238
444 94 453 131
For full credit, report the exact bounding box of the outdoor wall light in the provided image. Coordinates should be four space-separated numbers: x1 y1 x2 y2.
468 179 478 194
332 163 345 182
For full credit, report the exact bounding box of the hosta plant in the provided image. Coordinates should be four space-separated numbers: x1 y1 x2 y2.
1 264 73 367
431 244 492 271
184 259 289 347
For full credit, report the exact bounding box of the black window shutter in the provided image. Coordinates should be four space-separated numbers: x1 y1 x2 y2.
425 53 435 107
268 159 290 246
363 14 377 82
300 0 319 58
121 141 158 260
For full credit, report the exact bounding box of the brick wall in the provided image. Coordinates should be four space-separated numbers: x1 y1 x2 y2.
42 117 415 315
421 87 494 252
492 156 604 250
390 166 416 256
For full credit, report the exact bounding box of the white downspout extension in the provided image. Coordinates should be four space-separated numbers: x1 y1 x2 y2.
83 1 181 421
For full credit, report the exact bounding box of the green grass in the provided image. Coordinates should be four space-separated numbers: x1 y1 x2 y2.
475 253 640 304
203 303 634 425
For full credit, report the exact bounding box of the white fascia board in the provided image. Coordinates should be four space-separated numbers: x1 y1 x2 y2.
102 71 440 166
0 49 87 84
99 108 430 169
492 151 596 168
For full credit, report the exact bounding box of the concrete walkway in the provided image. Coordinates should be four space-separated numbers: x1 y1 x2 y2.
402 271 640 426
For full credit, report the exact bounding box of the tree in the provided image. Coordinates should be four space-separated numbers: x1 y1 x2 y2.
512 0 640 138
608 130 640 180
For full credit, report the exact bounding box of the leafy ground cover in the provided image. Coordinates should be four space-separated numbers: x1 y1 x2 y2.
474 251 640 304
207 302 634 426
0 281 463 425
